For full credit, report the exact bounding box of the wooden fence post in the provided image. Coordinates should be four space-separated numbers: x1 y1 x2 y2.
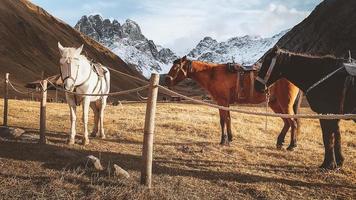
3 73 9 127
39 79 47 144
140 73 159 188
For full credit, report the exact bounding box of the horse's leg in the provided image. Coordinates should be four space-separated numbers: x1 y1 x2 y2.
286 118 298 151
98 98 107 139
226 111 233 142
333 120 344 167
319 119 337 170
82 98 91 145
218 109 228 145
90 102 99 137
269 100 289 149
68 101 77 145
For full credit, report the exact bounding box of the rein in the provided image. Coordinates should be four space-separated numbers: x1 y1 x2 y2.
305 65 345 94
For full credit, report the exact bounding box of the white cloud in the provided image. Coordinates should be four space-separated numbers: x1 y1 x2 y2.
32 0 320 54
129 0 313 53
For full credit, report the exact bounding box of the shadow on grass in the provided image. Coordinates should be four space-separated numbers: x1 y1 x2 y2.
0 134 355 192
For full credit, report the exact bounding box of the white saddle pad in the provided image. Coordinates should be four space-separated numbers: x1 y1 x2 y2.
343 62 356 76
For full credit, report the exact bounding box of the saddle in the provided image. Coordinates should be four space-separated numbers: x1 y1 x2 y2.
227 63 258 73
234 65 259 103
91 62 107 77
343 61 356 76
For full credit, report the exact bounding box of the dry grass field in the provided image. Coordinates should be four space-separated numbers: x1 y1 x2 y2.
0 99 355 199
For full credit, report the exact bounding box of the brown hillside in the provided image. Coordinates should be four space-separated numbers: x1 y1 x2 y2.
277 0 356 57
0 0 146 100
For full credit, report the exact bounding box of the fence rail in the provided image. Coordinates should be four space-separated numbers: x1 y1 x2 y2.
2 71 355 190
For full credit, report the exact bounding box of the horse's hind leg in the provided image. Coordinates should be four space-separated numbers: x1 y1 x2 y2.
90 102 99 137
218 109 228 145
286 118 298 151
269 100 289 149
226 111 233 142
98 98 107 139
333 120 344 167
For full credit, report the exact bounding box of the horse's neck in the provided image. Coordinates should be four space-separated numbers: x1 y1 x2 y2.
281 53 341 92
77 56 92 85
190 62 225 89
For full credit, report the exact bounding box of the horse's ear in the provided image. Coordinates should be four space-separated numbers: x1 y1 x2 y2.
182 55 187 61
75 44 84 56
58 42 64 54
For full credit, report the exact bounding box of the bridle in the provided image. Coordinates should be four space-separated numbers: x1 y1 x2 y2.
60 56 92 91
166 60 193 81
255 55 278 88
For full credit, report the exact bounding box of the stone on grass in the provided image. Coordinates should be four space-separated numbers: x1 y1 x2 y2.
0 127 25 139
86 155 104 171
113 164 130 179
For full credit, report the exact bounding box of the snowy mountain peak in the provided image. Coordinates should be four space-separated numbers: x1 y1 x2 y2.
188 30 288 65
121 19 144 41
75 15 178 77
75 14 288 77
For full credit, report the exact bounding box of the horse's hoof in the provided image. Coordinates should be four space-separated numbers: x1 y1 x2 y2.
67 138 75 145
286 146 296 151
100 135 106 139
319 162 337 170
90 132 97 137
228 136 233 142
82 139 90 145
220 140 229 146
276 144 283 150
336 160 344 168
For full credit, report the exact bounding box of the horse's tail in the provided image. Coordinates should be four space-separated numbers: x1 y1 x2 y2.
293 90 303 135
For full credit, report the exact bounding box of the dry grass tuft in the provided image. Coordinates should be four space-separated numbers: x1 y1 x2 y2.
0 99 355 199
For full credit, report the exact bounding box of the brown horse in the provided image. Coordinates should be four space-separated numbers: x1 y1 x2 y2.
166 56 302 150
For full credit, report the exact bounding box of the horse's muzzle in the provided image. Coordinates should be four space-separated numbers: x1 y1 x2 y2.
64 79 75 92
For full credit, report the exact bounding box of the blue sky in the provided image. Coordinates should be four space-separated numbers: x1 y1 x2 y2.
31 0 322 53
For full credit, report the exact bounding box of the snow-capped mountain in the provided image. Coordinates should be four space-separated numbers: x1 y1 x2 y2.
188 30 288 65
75 14 288 77
75 15 177 77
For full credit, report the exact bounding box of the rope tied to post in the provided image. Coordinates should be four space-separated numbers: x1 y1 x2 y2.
157 85 356 120
8 79 39 95
47 79 149 97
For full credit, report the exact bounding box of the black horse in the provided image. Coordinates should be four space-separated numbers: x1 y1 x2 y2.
255 46 356 170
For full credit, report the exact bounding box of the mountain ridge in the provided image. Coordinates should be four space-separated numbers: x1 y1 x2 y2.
0 0 145 100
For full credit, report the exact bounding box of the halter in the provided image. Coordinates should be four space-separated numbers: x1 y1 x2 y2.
256 56 277 87
166 60 192 81
60 57 92 91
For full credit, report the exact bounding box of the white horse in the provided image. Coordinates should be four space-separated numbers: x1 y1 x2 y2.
58 42 110 145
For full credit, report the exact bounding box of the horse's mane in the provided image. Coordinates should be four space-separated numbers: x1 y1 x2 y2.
277 48 341 60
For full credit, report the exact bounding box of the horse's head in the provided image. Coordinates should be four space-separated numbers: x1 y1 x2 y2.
165 56 192 87
255 46 283 92
58 42 84 91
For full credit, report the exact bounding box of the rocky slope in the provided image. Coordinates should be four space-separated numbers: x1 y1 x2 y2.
188 30 288 65
0 0 145 100
75 15 178 77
